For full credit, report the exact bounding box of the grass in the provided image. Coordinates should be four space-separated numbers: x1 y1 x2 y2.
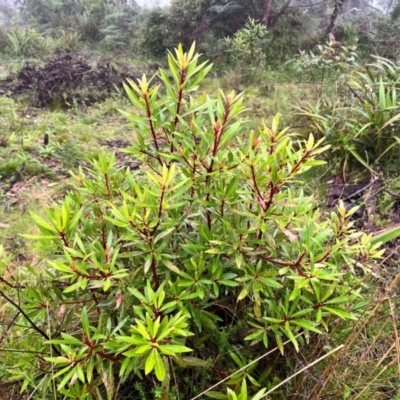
0 93 138 266
287 243 400 399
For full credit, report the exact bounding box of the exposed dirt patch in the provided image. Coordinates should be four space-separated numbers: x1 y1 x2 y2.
99 138 141 170
0 52 155 108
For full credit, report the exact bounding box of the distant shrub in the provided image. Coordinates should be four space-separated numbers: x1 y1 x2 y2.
224 17 268 83
297 55 400 176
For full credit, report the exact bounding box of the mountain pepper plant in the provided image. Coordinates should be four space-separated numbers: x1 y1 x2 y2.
0 43 383 399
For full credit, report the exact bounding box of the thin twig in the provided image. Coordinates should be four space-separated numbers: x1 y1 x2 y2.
0 311 19 345
0 288 61 356
388 298 400 381
190 333 304 400
27 374 49 400
170 356 180 400
353 358 398 400
46 302 57 400
260 345 344 398
310 269 400 398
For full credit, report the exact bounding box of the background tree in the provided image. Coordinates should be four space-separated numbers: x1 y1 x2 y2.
326 0 347 36
15 0 140 43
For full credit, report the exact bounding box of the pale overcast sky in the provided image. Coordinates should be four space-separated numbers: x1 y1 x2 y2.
136 0 171 7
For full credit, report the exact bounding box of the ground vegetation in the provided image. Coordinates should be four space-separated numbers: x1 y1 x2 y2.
1 1 400 399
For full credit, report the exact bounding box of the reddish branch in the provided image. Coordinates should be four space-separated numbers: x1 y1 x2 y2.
143 93 160 154
289 150 312 177
104 173 111 198
261 251 307 276
250 164 266 211
101 224 107 251
220 199 226 217
59 231 69 247
158 186 166 220
83 336 122 362
150 257 159 290
0 311 20 345
71 262 112 280
203 95 233 229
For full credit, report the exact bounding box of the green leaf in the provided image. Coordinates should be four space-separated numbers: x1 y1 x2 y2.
75 364 85 383
154 227 175 244
175 356 212 368
132 320 151 340
244 330 264 341
238 284 251 301
128 287 147 302
158 345 192 355
260 277 283 289
44 356 70 364
154 350 165 381
145 348 156 375
57 367 75 390
219 280 239 287
48 261 72 273
284 322 299 352
69 207 83 231
81 307 90 337
323 306 355 320
29 212 56 233
240 379 248 399
205 391 228 399
370 224 400 245
346 147 376 175
22 233 58 240
291 319 322 333
251 388 267 400
230 352 244 368
63 281 83 293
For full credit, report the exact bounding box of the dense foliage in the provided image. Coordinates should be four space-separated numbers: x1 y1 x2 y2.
1 0 400 398
0 0 399 61
0 44 384 399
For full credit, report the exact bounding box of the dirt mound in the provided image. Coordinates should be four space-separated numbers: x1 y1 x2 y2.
0 53 148 108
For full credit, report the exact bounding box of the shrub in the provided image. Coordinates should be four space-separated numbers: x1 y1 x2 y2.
288 40 358 84
141 7 172 58
16 0 140 49
297 55 400 177
3 27 54 57
340 10 400 60
0 44 382 399
224 17 268 84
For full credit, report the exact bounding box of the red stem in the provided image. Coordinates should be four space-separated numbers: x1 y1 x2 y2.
151 256 159 290
59 231 69 247
104 173 111 197
143 93 161 158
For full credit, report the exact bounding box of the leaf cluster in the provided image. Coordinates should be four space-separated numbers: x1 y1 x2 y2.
297 55 400 176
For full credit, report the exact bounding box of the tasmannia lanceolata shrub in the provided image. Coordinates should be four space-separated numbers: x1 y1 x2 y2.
0 43 383 399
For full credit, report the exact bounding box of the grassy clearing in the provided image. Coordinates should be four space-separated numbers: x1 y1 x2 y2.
0 92 140 267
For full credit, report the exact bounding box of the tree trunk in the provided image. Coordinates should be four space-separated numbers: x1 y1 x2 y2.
262 0 273 26
326 0 347 36
269 0 292 28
